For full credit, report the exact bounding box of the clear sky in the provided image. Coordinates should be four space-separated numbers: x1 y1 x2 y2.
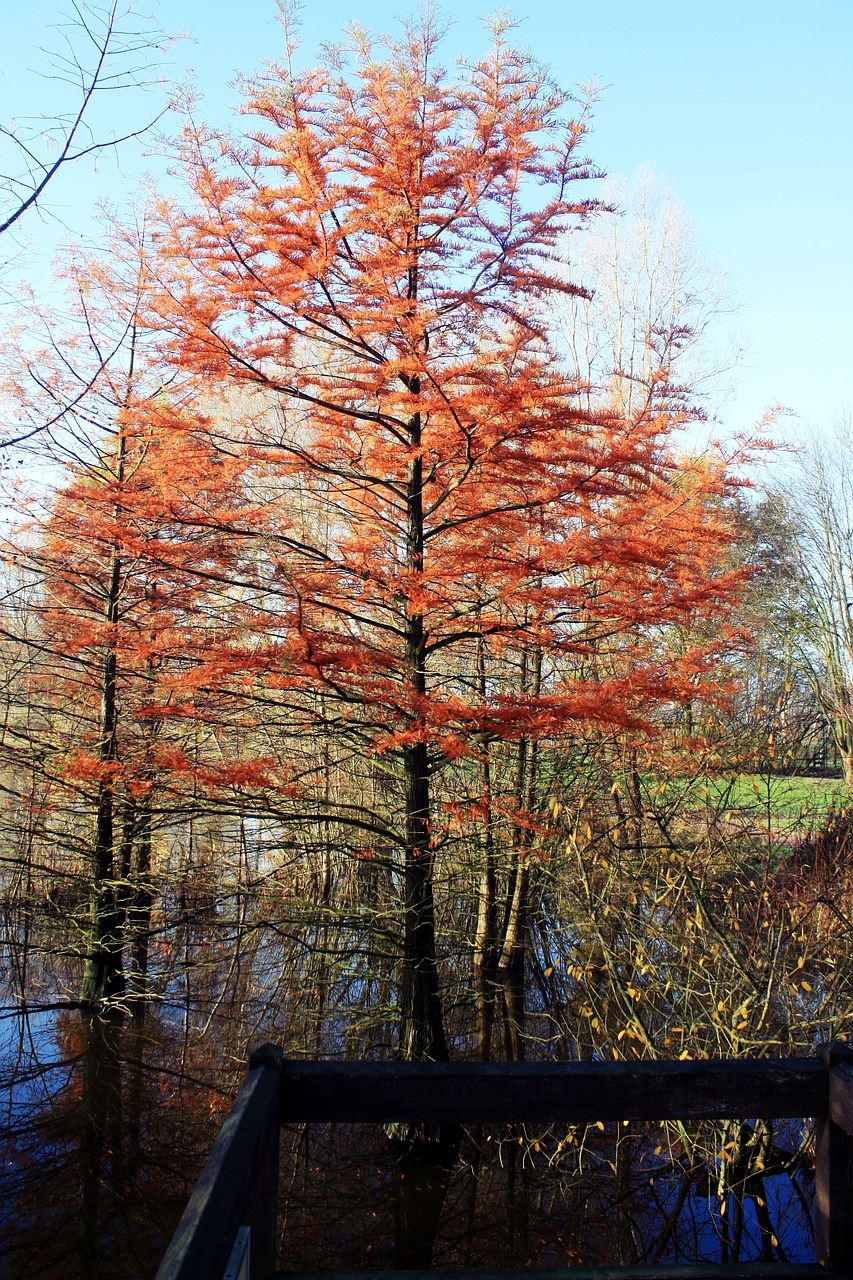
2 0 851 445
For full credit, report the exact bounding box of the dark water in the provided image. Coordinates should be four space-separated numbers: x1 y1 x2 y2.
0 954 815 1275
0 834 823 1280
0 1006 224 1279
278 1117 813 1270
0 1027 816 1278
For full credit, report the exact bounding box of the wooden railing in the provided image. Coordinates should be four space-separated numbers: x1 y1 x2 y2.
154 1042 853 1280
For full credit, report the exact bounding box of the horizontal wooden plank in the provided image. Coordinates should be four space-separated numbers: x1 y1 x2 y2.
277 1267 832 1280
278 1058 827 1124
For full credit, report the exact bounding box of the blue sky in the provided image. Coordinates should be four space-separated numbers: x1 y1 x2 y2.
3 0 851 445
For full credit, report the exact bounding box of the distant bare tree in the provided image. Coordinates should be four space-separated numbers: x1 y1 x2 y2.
783 413 853 786
557 168 740 419
0 1 169 239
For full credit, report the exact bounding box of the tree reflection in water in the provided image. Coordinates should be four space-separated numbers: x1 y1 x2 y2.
0 971 237 1278
0 873 819 1277
275 1116 813 1271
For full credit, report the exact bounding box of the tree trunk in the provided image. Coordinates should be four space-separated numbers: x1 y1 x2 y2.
473 633 497 1060
497 647 542 1061
840 743 853 789
80 433 127 1008
129 789 153 1022
389 1124 460 1267
399 401 447 1062
78 1010 124 1277
80 614 124 1006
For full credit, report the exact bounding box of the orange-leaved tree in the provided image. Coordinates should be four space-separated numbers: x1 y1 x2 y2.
151 15 744 1059
1 242 270 1008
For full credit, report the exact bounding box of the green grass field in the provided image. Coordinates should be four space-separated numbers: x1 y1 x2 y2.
686 773 848 822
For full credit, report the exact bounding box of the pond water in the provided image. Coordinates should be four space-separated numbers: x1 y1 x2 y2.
0 907 817 1279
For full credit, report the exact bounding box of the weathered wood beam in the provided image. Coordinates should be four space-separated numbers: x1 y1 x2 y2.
277 1267 828 1280
156 1044 282 1280
278 1058 827 1124
829 1058 853 1134
816 1042 853 1270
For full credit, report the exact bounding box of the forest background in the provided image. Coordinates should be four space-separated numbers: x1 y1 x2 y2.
1 2 853 1276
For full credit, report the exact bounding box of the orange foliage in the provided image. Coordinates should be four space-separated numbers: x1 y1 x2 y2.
3 238 290 813
149 16 745 763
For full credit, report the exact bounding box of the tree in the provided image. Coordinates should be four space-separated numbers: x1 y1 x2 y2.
556 168 738 420
0 237 265 1008
716 489 825 774
151 14 745 1060
780 415 853 785
541 171 748 994
0 2 170 460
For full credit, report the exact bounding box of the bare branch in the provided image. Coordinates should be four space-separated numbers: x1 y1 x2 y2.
0 1 170 237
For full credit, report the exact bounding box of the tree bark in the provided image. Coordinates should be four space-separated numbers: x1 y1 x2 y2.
80 571 125 1006
497 647 542 1061
473 633 498 1060
399 399 447 1062
129 788 153 1021
81 428 128 1008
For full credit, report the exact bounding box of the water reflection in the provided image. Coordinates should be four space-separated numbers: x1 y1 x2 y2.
1 1004 816 1275
0 1003 229 1280
0 883 819 1277
387 1123 462 1268
274 1118 814 1271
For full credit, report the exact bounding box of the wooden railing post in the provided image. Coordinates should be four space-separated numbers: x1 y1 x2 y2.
247 1043 284 1280
816 1040 853 1270
155 1042 282 1280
